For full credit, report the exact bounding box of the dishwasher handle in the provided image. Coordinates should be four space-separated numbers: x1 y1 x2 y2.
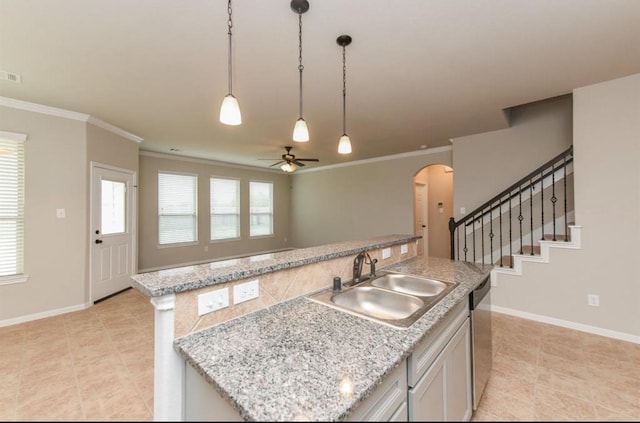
470 275 491 310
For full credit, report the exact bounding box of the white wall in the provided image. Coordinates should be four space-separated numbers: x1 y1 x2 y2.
290 148 452 248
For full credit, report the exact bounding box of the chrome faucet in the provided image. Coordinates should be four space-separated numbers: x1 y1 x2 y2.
352 251 378 285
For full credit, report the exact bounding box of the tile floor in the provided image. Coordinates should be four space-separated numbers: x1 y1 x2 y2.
0 287 638 421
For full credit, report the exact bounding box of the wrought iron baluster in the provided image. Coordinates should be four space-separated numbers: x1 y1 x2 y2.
518 188 523 254
489 201 494 266
481 210 485 264
551 163 557 241
529 178 534 255
499 195 503 267
472 215 476 263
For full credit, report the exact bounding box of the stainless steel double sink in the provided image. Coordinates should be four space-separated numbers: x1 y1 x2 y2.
307 271 458 329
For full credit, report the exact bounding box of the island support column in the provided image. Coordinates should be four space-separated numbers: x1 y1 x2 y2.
150 294 184 421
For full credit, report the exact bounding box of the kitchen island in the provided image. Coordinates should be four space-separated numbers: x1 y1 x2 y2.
173 256 493 421
130 234 424 421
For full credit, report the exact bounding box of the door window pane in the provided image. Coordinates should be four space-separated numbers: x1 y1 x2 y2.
101 179 126 235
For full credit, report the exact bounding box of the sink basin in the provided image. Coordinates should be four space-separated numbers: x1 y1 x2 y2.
307 271 458 329
331 286 424 320
371 273 448 297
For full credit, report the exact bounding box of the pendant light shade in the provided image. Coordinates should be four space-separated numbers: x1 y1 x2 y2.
291 0 310 142
220 94 241 125
219 0 241 125
293 118 309 142
337 35 352 154
338 134 352 154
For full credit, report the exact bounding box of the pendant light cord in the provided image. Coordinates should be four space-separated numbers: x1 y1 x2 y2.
298 12 304 119
342 44 347 135
227 0 233 95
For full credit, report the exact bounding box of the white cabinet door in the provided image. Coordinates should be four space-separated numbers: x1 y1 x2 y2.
408 351 446 421
446 318 472 421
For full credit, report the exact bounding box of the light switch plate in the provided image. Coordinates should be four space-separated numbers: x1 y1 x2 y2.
197 287 229 316
234 280 259 304
382 248 391 260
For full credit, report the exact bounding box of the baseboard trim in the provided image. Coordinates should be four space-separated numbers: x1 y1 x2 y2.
491 304 640 345
0 301 92 328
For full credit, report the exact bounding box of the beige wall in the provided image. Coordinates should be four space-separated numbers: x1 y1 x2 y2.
289 148 453 248
137 153 292 271
456 75 640 338
451 94 573 220
0 107 138 323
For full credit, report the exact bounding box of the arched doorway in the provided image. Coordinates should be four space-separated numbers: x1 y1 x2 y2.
413 164 453 258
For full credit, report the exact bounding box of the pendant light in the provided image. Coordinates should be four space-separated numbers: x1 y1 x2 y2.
291 0 309 142
219 0 241 125
337 35 352 154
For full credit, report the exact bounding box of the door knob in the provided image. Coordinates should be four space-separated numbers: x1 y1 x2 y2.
95 239 103 244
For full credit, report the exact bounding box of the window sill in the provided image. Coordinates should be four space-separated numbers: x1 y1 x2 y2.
0 274 29 286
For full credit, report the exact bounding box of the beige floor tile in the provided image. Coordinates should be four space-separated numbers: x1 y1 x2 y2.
2 289 639 421
534 388 597 421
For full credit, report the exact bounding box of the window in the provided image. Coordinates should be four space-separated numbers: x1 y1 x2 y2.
0 132 26 280
158 172 197 245
210 177 240 240
249 181 273 237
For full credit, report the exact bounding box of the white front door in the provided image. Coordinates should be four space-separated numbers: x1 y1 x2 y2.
90 163 136 302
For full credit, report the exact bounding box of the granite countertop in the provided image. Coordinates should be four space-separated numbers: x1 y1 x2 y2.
174 256 493 421
130 234 420 297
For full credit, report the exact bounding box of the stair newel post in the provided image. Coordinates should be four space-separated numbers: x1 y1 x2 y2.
499 195 503 267
529 177 534 255
448 217 456 260
551 162 557 241
563 154 568 241
540 169 545 241
509 192 513 267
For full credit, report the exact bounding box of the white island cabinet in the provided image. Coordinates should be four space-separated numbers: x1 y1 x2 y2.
407 298 472 421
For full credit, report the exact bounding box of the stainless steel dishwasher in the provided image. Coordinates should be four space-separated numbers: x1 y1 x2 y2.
469 275 492 410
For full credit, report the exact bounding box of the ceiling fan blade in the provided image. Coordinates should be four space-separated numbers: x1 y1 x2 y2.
292 160 306 167
270 160 285 167
296 158 319 162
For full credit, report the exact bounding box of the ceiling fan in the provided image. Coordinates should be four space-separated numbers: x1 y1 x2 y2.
260 146 319 172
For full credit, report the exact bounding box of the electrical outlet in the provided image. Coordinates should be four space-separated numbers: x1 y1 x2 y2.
197 287 229 316
400 244 408 255
234 280 259 304
382 248 391 260
587 294 600 307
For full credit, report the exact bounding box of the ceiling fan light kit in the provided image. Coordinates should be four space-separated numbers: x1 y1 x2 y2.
219 0 242 125
292 0 310 142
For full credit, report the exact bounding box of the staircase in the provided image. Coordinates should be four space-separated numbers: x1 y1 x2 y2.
449 146 581 278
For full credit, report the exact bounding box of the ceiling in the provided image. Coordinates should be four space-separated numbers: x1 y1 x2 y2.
2 0 640 170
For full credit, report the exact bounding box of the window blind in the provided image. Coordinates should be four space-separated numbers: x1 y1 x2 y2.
158 172 197 245
249 181 273 237
0 137 25 277
210 177 240 240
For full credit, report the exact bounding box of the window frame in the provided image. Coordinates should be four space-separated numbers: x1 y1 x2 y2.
209 176 241 242
0 130 28 285
157 171 199 247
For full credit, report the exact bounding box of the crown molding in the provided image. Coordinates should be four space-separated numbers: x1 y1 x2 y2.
295 145 453 174
0 96 143 143
139 150 284 174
